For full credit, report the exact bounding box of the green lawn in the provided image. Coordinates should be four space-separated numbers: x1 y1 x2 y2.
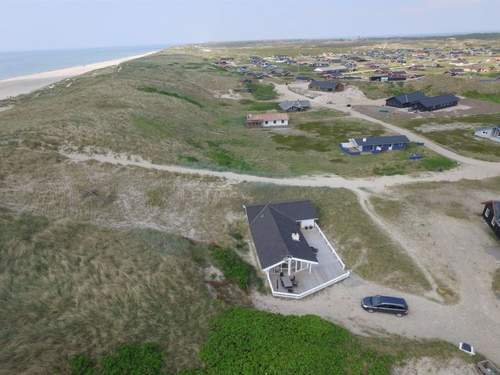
464 91 500 104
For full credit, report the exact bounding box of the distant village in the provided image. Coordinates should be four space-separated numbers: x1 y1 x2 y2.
214 44 500 83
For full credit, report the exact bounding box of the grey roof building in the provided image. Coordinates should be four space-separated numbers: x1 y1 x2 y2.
308 80 344 92
386 92 427 108
243 200 350 299
279 100 311 112
414 94 459 111
244 201 318 269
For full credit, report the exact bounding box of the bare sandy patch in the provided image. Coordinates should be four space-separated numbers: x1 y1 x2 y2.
393 357 476 375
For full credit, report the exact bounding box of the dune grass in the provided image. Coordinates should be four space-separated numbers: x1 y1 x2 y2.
0 207 248 374
138 86 204 108
464 91 500 104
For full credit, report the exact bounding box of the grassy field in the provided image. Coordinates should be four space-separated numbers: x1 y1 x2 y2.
0 207 254 374
66 307 474 374
464 91 500 104
0 51 455 177
351 74 500 100
0 146 436 373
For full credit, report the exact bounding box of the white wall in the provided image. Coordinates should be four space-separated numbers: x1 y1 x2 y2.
262 119 288 127
300 219 315 229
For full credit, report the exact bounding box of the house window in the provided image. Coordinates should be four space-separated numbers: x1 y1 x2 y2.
273 120 277 124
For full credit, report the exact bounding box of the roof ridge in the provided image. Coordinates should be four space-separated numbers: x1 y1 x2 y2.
249 202 272 226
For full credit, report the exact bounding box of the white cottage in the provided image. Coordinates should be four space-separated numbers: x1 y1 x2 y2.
245 113 289 128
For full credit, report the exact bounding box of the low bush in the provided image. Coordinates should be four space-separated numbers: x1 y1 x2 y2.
421 156 457 171
139 86 203 108
199 307 394 374
246 82 278 100
209 245 260 290
70 343 164 375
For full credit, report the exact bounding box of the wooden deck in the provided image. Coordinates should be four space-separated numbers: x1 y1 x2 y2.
267 226 350 299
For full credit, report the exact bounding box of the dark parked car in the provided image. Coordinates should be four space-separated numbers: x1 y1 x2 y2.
361 295 408 317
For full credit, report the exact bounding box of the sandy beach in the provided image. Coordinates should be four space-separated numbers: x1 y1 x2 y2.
0 50 159 100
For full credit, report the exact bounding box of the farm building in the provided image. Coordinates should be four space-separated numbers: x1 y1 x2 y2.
413 94 459 111
386 92 427 108
474 126 500 143
340 135 410 155
482 201 500 237
308 80 344 92
244 200 350 299
279 100 311 112
246 113 289 128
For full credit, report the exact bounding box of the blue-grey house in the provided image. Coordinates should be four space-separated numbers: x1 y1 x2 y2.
341 135 410 155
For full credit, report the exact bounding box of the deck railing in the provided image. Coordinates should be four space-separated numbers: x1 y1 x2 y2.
267 270 351 299
315 224 346 270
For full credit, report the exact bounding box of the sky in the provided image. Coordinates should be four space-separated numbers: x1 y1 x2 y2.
1 0 500 52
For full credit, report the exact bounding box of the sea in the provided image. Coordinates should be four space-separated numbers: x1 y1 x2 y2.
0 45 165 80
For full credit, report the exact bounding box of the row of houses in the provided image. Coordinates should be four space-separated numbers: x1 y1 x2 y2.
386 91 459 111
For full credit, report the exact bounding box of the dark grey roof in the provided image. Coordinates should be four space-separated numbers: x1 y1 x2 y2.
244 201 318 269
310 80 338 89
417 94 459 108
389 91 426 104
279 100 311 111
354 135 410 146
246 200 318 223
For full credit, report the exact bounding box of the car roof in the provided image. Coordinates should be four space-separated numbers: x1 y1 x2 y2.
376 295 407 306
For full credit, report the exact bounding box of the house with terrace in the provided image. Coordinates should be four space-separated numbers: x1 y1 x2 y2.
245 113 289 128
340 135 410 155
475 126 500 143
243 200 350 299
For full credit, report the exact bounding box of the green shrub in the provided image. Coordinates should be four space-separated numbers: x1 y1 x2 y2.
199 307 394 374
69 343 164 375
246 82 278 100
99 343 164 375
139 86 203 108
69 354 95 375
209 245 260 290
421 156 457 171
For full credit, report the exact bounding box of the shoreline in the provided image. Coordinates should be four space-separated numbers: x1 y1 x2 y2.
0 50 159 100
